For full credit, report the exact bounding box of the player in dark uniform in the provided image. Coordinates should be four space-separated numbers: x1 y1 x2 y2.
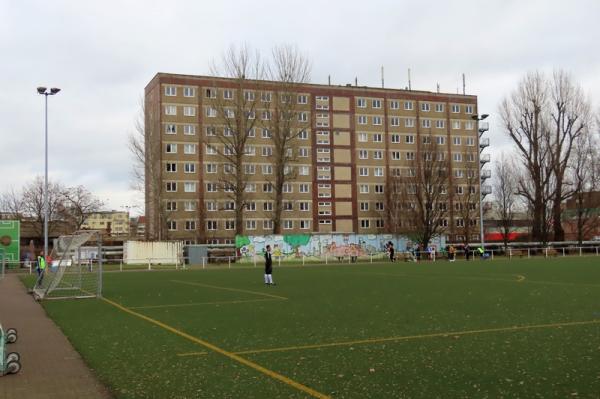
264 245 275 285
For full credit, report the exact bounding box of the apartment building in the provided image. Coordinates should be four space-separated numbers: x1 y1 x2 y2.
144 73 483 244
81 211 130 236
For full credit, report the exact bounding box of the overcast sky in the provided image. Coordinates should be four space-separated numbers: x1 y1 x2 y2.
1 0 599 215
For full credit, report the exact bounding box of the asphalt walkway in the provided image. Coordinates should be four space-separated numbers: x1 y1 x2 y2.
0 273 111 399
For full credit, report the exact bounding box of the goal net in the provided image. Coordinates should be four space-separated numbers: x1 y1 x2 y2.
32 230 102 300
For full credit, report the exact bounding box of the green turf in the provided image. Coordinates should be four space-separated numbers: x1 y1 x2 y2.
27 257 600 398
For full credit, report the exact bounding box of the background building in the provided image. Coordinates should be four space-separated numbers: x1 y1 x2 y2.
81 211 130 237
145 73 481 244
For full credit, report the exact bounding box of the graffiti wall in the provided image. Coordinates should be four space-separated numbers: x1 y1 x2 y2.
235 234 446 262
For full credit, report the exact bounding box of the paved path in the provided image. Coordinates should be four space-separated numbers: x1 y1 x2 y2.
0 273 112 399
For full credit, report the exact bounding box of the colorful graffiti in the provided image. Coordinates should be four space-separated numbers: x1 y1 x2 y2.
235 234 446 262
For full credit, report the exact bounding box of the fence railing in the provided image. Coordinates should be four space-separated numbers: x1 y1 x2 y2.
2 245 599 274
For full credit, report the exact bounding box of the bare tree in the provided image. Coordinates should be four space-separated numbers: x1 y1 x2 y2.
60 185 104 231
0 188 25 220
546 70 592 241
500 71 553 243
568 127 600 244
452 163 481 246
384 136 450 248
493 154 518 249
207 45 266 236
20 177 66 239
129 96 170 240
266 45 311 234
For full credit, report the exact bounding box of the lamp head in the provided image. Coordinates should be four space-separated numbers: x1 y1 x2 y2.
481 114 489 120
37 87 47 94
50 87 61 95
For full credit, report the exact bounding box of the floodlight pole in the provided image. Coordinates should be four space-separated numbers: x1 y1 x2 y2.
37 87 61 258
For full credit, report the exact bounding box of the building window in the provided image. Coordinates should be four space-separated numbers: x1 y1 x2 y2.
205 88 216 98
184 201 197 211
244 164 256 175
184 144 196 154
359 167 369 176
375 184 384 193
205 201 216 212
422 119 431 128
263 201 273 211
357 98 366 108
405 118 415 128
205 220 217 230
261 92 272 102
373 133 383 142
206 107 217 117
299 184 310 193
298 112 308 122
435 120 445 128
358 132 368 142
453 137 462 145
299 202 310 211
421 103 430 112
359 184 369 194
404 101 413 110
166 182 177 192
165 105 177 115
300 220 310 229
261 164 272 175
452 121 461 130
184 125 196 135
298 148 309 157
165 124 176 134
261 110 271 120
374 167 384 177
165 86 176 96
453 153 463 162
223 89 233 99
465 105 473 114
372 99 382 108
184 182 196 193
167 220 177 231
451 104 460 113
405 135 414 144
185 220 196 230
263 220 273 230
282 183 293 193
406 152 415 161
205 145 217 155
299 166 310 176
183 87 195 97
205 164 216 174
373 116 382 125
225 220 235 230
166 201 177 211
390 100 400 109
466 137 475 146
166 143 177 153
283 220 293 229
298 130 309 140
245 183 257 193
166 163 177 172
245 202 256 211
435 103 444 112
244 91 255 101
206 183 217 192
391 151 401 160
262 146 273 157
465 121 474 130
391 134 401 143
298 94 308 104
358 115 368 125
358 150 368 159
360 202 369 211
360 219 370 228
390 117 400 127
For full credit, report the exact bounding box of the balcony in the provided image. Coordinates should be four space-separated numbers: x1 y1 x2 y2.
479 137 490 149
481 185 492 196
480 153 490 165
480 169 491 181
478 121 489 135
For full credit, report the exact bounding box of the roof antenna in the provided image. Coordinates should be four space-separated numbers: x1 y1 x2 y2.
436 83 440 93
462 73 466 95
328 75 331 85
355 77 358 86
408 68 412 91
381 66 385 88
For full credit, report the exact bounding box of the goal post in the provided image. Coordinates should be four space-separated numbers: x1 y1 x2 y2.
32 230 103 300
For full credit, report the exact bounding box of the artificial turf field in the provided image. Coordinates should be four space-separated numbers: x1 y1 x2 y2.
30 257 600 398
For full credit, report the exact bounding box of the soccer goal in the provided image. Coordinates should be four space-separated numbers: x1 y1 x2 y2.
32 230 103 300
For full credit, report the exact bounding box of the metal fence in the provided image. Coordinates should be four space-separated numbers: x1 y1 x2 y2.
2 245 599 274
